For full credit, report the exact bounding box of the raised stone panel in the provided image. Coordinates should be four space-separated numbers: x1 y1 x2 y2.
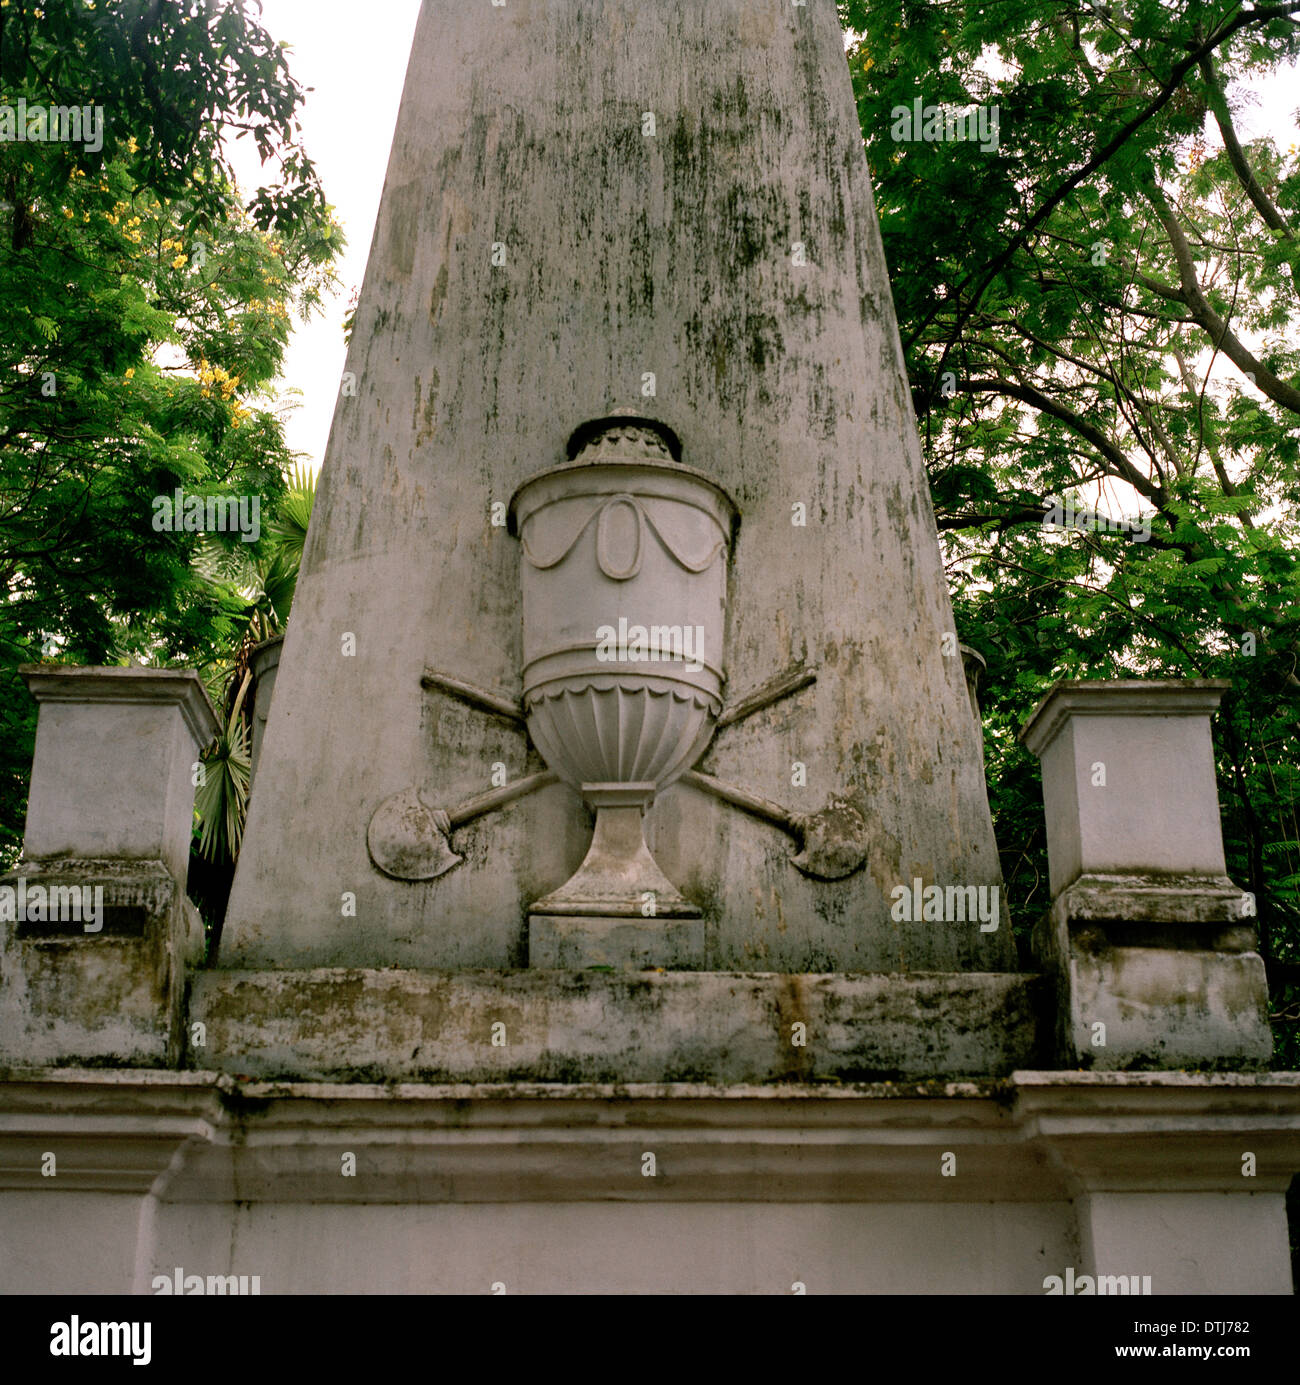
1076 1192 1291 1295
188 968 1043 1083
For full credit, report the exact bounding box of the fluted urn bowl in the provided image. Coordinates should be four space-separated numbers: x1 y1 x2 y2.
508 421 737 917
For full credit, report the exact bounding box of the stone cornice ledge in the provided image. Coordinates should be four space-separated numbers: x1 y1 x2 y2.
1 1068 1298 1204
1020 678 1230 758
19 664 220 745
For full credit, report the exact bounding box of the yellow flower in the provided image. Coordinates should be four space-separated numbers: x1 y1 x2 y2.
125 368 135 379
171 254 188 269
127 136 139 154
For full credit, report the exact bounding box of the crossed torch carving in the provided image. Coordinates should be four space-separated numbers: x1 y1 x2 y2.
367 661 870 884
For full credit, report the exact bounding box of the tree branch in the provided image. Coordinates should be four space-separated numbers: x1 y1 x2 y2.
910 1 1300 367
1199 51 1294 240
1143 179 1300 414
958 376 1163 501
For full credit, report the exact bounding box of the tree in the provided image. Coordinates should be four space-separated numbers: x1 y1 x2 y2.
0 0 342 865
1 0 323 236
840 0 1300 1061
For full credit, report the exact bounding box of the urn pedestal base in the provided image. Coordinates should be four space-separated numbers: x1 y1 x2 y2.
528 784 699 920
527 913 706 970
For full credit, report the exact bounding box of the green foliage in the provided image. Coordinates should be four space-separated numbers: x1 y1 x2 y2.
842 0 1300 1062
194 671 251 865
0 0 325 233
0 0 342 871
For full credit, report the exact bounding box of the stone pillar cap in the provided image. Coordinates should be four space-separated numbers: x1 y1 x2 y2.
1019 678 1230 758
250 632 284 658
19 665 221 747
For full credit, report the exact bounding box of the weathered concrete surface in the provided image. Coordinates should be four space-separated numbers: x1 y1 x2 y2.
527 913 707 969
1033 876 1272 1071
0 860 204 1067
221 0 1012 973
1076 1193 1286 1295
1030 869 1273 1074
189 968 1044 1082
1052 937 1270 1071
1 1069 1296 1293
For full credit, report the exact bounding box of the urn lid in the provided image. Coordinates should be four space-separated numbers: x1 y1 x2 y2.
508 417 738 538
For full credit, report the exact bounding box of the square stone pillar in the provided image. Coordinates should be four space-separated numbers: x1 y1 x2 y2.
20 666 217 883
1022 1073 1297 1296
1019 681 1271 1069
1076 1191 1291 1294
0 667 219 1066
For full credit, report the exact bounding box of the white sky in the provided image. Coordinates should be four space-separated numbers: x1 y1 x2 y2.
229 2 1299 473
225 0 422 467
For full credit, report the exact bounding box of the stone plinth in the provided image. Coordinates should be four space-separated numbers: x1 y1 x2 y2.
0 667 217 1066
0 859 204 1066
188 968 1043 1083
1 1068 1294 1294
18 665 218 885
1020 679 1233 895
1020 681 1271 1069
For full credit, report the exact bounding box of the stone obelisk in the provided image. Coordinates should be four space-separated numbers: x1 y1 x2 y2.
221 0 1015 973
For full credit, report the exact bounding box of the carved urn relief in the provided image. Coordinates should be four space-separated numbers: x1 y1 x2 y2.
368 414 865 915
508 420 738 918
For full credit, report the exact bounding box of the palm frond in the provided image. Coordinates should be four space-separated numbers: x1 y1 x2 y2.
266 464 316 565
194 671 252 863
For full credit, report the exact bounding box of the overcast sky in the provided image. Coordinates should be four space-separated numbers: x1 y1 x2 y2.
231 2 1299 472
226 0 422 467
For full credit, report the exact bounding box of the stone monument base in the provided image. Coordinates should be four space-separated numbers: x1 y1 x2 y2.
187 968 1043 1083
1 1069 1295 1294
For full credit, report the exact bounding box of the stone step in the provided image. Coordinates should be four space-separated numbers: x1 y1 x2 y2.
189 968 1043 1084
